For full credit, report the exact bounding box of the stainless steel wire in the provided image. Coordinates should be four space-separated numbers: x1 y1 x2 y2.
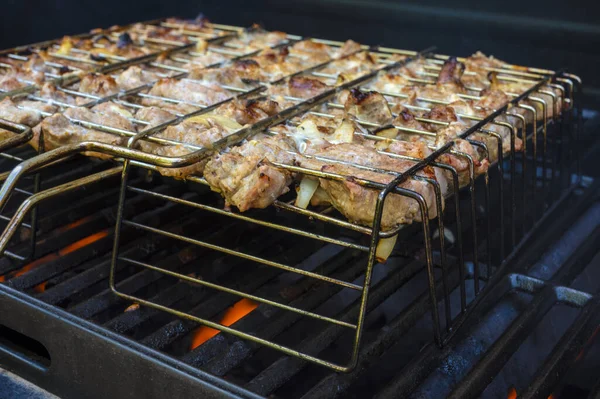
0 18 582 373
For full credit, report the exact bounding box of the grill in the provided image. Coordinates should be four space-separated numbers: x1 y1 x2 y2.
0 14 598 399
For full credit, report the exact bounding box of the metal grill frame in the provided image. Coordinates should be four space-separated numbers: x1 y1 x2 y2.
0 19 584 372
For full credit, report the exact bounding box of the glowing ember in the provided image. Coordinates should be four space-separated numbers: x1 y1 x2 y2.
33 281 48 293
507 387 517 399
14 254 59 278
0 230 109 284
124 303 140 313
190 298 258 350
58 216 94 233
58 230 109 255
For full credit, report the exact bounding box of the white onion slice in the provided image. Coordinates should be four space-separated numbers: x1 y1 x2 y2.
195 39 208 52
332 119 355 143
57 38 73 55
295 176 319 209
186 114 242 133
296 119 322 140
375 127 398 139
376 234 398 263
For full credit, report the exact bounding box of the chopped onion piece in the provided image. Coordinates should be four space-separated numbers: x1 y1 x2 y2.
376 234 397 263
296 119 322 140
295 176 319 209
375 127 398 139
291 135 308 154
103 104 133 119
195 39 208 52
332 119 355 143
57 37 73 55
186 114 242 132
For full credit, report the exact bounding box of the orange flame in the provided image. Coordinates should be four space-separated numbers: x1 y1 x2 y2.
58 230 108 255
33 281 48 293
58 216 93 233
190 298 258 350
0 230 109 287
508 387 555 399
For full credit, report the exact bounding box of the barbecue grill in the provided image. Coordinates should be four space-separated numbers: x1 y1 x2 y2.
0 10 597 399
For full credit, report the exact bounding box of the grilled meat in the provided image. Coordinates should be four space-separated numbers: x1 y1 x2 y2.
365 71 412 93
228 28 288 51
188 59 266 87
268 76 331 108
135 106 177 128
214 98 281 125
77 73 120 103
144 114 242 178
141 78 232 108
33 104 135 155
298 143 441 229
115 66 161 90
37 83 78 105
204 134 296 211
343 88 393 125
0 98 57 126
319 51 379 84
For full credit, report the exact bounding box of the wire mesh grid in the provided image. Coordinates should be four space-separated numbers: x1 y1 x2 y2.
0 18 584 372
0 19 295 265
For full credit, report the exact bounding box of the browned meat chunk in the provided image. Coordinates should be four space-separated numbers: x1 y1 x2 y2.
204 134 296 211
37 83 77 105
297 143 440 230
214 98 281 125
335 40 363 58
142 78 232 108
320 51 378 84
268 76 331 107
365 72 411 93
135 107 177 128
115 66 160 90
78 74 120 101
393 107 429 131
0 98 57 126
145 114 242 178
344 88 393 125
33 105 134 155
91 101 135 119
436 57 466 93
287 76 330 98
188 59 267 87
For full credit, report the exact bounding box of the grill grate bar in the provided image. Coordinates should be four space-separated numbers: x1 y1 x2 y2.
300 258 464 399
185 246 361 371
104 228 295 337
0 16 586 391
141 231 318 352
519 295 600 399
244 257 427 395
67 199 217 319
444 226 600 399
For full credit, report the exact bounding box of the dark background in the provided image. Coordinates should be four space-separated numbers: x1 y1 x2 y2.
1 0 599 101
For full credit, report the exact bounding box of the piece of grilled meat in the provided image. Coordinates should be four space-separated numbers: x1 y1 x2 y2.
297 143 441 230
204 134 296 211
32 103 134 156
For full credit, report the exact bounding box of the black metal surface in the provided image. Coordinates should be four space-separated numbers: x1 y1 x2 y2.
0 285 260 399
0 162 595 398
0 13 598 397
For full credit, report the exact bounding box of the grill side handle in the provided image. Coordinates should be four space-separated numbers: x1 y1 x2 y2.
0 283 263 399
